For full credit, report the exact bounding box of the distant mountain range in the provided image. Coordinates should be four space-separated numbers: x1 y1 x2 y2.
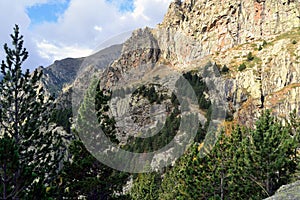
41 44 123 96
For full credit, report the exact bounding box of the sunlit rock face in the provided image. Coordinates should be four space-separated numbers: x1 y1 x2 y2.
264 181 300 200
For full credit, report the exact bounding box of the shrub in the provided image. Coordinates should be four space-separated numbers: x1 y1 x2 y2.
238 63 247 71
247 52 254 61
221 65 229 73
292 40 297 45
262 40 267 46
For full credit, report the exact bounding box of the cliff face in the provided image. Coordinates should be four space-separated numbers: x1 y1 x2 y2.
98 0 300 127
41 57 84 96
159 0 300 125
159 0 300 63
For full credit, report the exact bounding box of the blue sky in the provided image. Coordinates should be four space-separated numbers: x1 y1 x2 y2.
27 0 136 26
0 0 172 70
106 0 135 12
27 1 71 26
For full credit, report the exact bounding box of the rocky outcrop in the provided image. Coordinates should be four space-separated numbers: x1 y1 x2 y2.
39 0 300 174
211 28 300 125
41 57 84 96
44 0 300 128
102 28 160 89
264 181 300 200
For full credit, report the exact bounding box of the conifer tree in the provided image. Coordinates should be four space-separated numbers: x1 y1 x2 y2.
130 163 161 200
0 25 69 199
245 110 298 198
50 139 129 199
288 110 300 180
159 114 299 200
59 78 129 199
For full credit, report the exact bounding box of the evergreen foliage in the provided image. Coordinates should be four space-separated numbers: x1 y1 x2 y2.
245 110 298 196
50 108 72 133
247 52 254 61
122 100 181 153
49 139 129 199
221 65 230 73
179 72 211 110
158 111 299 199
130 164 161 200
0 25 69 199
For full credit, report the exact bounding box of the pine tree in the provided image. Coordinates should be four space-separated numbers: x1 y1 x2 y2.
49 139 129 199
62 78 129 199
245 110 299 198
159 143 216 200
130 163 161 200
288 110 300 180
0 25 69 199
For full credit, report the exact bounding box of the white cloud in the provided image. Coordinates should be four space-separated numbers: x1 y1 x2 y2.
36 39 93 61
0 0 172 70
94 25 103 32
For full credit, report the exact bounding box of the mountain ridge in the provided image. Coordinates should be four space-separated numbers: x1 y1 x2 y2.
41 44 123 96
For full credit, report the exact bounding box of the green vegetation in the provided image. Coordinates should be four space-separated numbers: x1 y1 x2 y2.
221 65 230 73
122 84 182 153
148 111 299 200
51 108 72 133
263 40 268 47
0 25 69 199
123 107 181 153
95 85 120 144
180 71 211 110
130 164 161 200
49 139 130 199
238 63 247 71
132 84 165 104
247 52 254 61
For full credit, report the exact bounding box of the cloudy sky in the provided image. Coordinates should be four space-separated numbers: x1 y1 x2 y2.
0 0 172 70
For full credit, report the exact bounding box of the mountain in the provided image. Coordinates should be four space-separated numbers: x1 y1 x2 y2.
98 0 300 127
46 0 300 125
41 44 123 96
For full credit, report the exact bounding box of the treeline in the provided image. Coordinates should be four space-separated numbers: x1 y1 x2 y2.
130 110 300 200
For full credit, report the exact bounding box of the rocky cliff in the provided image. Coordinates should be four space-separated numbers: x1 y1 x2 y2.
95 0 300 128
159 0 300 64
